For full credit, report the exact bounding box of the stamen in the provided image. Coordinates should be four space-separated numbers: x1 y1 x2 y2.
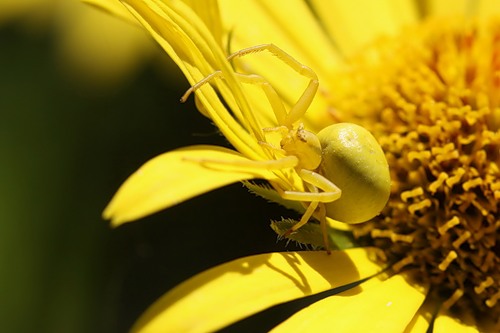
486 291 500 308
438 251 457 271
431 143 455 156
442 289 464 310
435 149 459 164
407 150 431 163
445 168 466 187
417 124 440 138
452 231 471 249
370 229 414 243
480 251 496 273
438 216 460 236
474 150 487 166
459 134 476 145
392 256 415 272
428 172 448 194
408 199 432 215
372 248 388 262
474 277 494 294
471 199 489 217
401 187 424 202
463 178 483 191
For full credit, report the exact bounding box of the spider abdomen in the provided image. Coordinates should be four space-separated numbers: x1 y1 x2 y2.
317 123 391 223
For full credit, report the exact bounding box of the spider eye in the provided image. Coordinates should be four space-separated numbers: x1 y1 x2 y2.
317 123 391 223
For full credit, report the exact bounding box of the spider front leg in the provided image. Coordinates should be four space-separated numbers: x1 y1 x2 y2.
282 183 320 237
180 69 289 128
227 44 319 127
280 169 341 203
180 71 224 103
283 202 332 254
181 44 319 137
277 169 341 253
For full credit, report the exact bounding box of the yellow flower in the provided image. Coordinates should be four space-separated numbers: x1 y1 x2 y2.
87 0 499 332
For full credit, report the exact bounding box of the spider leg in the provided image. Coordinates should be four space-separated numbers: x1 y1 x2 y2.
283 181 318 234
282 185 331 253
181 45 319 148
181 69 290 131
180 70 223 103
283 200 319 236
257 141 286 156
227 44 319 127
182 155 298 171
228 73 288 126
317 203 331 254
280 169 341 203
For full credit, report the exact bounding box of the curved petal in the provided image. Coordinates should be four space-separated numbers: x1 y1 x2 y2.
104 145 277 226
270 277 382 333
403 297 434 333
404 313 431 333
183 0 224 48
131 248 383 333
272 273 429 333
122 0 266 160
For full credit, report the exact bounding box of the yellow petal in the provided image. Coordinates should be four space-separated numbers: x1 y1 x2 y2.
104 145 277 226
122 0 266 160
183 0 224 48
309 0 419 57
131 248 383 333
403 297 434 333
327 218 351 231
270 277 383 333
272 273 429 333
403 312 431 333
434 310 479 333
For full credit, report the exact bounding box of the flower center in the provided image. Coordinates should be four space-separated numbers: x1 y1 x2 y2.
332 19 500 322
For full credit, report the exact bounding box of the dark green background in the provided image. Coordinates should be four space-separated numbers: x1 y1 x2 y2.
0 13 312 333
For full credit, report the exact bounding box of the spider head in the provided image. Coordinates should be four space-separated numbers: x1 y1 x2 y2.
280 124 322 170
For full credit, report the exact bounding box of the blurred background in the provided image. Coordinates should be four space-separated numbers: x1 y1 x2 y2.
0 1 304 332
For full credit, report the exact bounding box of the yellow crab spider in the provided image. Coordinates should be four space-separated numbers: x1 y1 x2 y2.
182 44 391 251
